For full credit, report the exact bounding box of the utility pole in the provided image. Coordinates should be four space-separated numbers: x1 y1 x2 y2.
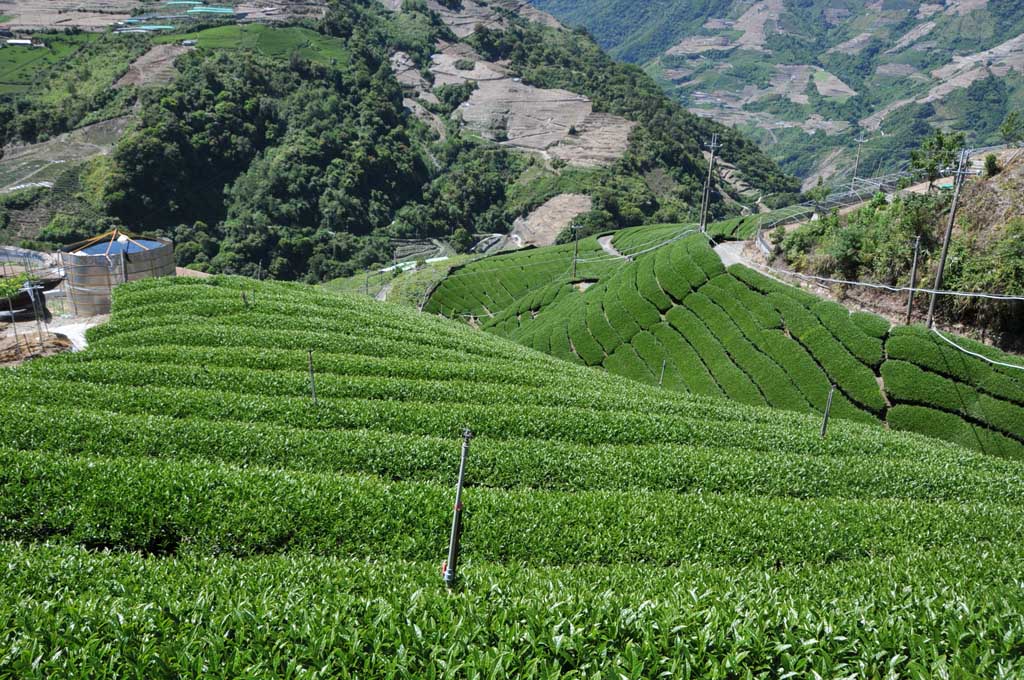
851 135 868 193
905 235 921 325
700 133 722 233
927 149 976 328
443 428 473 589
571 224 581 279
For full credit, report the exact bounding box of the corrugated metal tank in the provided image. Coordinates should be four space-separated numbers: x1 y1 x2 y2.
61 232 175 316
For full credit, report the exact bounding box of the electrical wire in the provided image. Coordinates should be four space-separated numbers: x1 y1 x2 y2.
931 328 1024 372
738 258 1024 302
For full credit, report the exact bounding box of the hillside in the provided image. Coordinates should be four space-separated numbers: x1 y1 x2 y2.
425 226 1024 459
776 148 1024 347
1 276 1023 674
528 0 1024 186
0 0 796 282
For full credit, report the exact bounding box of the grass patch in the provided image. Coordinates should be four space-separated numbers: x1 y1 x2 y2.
155 24 349 67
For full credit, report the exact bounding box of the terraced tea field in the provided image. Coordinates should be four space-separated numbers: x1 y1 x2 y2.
427 227 1024 460
3 276 1023 675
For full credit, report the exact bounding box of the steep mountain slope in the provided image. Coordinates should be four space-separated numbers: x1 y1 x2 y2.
2 276 1023 674
776 149 1024 346
425 226 1024 459
529 0 1024 185
1 0 796 282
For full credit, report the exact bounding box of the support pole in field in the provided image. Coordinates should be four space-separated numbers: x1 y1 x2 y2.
443 428 473 589
6 294 21 357
820 385 835 438
307 349 318 406
659 359 667 387
364 271 369 296
927 149 971 328
905 235 921 325
571 225 581 280
26 283 44 353
241 291 249 308
699 133 721 234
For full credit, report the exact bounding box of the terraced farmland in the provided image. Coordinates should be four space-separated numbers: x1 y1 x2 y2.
427 227 1024 460
3 276 1024 675
422 235 620 318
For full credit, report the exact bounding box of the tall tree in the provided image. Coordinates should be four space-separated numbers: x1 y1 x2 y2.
1001 111 1024 146
910 129 964 193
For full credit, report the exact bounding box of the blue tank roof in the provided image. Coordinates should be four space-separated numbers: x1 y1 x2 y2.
79 239 164 256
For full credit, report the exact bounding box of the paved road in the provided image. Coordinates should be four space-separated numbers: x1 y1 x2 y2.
597 235 622 258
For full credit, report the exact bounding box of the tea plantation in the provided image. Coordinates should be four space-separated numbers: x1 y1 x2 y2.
426 228 1024 460
2 276 1024 676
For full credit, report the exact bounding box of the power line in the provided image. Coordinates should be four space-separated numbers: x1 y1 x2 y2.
931 328 1024 372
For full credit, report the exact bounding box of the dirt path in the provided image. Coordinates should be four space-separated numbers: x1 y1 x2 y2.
598 235 623 258
375 282 393 302
713 241 748 268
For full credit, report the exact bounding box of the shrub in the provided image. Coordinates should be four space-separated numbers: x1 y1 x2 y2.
666 305 763 405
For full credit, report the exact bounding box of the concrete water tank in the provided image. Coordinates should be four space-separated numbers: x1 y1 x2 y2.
61 229 175 316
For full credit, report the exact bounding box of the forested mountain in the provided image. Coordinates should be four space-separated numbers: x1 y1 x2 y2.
0 0 796 282
529 0 1024 187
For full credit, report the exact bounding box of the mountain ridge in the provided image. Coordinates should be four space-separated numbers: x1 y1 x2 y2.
528 0 1024 186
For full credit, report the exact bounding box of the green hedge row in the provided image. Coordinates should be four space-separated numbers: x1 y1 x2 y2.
683 236 725 280
584 292 623 354
851 311 891 339
813 300 884 368
5 543 1024 679
669 239 709 290
604 344 656 385
729 264 819 308
684 292 807 412
628 330 671 383
887 405 1024 461
882 361 1024 444
567 307 605 366
710 274 782 330
666 305 764 406
799 327 887 413
649 323 724 397
653 241 694 301
4 450 1021 565
600 283 642 342
636 252 674 312
6 400 1011 502
755 329 874 424
886 326 1024 407
610 267 662 329
768 292 820 336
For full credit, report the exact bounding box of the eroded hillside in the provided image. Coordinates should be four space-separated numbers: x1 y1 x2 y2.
529 0 1024 185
